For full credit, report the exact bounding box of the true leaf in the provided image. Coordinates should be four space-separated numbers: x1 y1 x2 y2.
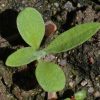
45 22 100 54
6 47 46 67
36 61 66 92
17 7 45 50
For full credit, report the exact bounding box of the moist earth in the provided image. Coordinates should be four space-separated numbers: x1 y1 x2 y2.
0 0 100 100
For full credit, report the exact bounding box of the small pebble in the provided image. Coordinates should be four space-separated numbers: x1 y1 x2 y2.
43 54 56 62
88 87 94 94
54 2 59 7
59 59 66 66
96 83 100 87
69 81 75 88
77 3 81 7
57 59 60 63
95 75 100 81
57 15 62 22
81 80 88 86
63 1 74 11
2 4 5 7
63 53 67 58
94 91 100 97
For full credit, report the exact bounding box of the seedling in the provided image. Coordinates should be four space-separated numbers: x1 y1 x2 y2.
65 89 87 100
6 7 100 92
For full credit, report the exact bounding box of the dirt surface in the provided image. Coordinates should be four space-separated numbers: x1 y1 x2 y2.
0 0 100 100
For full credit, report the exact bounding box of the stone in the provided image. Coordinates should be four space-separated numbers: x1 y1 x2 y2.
63 1 75 11
81 80 88 86
59 59 67 66
88 87 94 94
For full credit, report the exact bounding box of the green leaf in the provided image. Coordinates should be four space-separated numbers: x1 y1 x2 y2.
45 22 100 54
6 47 46 67
65 98 70 100
75 90 87 100
36 61 66 92
17 7 45 49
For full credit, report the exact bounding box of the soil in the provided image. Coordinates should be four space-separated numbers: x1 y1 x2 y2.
0 0 100 100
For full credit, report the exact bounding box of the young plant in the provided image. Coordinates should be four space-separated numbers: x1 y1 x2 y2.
75 89 87 100
65 89 87 100
6 7 100 92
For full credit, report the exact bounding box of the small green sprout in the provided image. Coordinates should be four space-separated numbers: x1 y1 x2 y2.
65 89 87 100
75 89 87 100
6 7 100 92
65 98 70 100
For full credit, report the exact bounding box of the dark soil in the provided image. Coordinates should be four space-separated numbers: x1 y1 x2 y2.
0 0 100 100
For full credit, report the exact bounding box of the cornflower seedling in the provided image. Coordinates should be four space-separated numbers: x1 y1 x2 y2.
65 89 87 100
6 7 100 92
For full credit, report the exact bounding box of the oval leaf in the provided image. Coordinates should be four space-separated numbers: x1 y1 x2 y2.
36 61 66 92
45 22 100 53
6 47 46 67
17 7 45 49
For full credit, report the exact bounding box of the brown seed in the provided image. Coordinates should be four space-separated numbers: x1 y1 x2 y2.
45 21 57 37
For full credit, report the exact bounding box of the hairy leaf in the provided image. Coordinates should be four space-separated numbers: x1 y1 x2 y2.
36 61 65 92
17 7 45 49
6 47 46 67
45 22 100 53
